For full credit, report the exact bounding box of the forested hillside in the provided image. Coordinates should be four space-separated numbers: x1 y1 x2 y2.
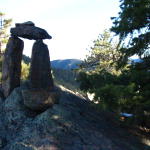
52 68 80 93
51 59 82 70
51 59 82 92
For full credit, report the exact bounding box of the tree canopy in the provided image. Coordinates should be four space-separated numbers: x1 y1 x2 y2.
111 0 150 64
0 12 12 53
80 30 121 74
78 0 150 128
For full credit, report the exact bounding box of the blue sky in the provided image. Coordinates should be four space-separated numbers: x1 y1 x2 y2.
1 0 120 60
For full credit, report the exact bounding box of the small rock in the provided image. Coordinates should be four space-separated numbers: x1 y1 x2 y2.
16 21 35 27
22 89 60 111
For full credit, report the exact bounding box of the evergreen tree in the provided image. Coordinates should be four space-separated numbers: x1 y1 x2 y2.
111 0 150 64
110 0 150 126
0 12 12 83
21 61 30 81
80 30 121 74
78 30 123 106
0 12 12 54
77 1 150 127
78 27 150 127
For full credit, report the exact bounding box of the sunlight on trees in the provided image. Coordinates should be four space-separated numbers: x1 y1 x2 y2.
21 61 30 81
78 0 150 127
0 12 12 53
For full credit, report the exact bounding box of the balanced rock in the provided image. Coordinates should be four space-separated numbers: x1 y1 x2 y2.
10 21 52 40
30 40 54 89
2 36 24 97
22 89 59 111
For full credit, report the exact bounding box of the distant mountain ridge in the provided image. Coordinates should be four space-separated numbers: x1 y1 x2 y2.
21 56 83 70
51 59 83 70
22 55 142 70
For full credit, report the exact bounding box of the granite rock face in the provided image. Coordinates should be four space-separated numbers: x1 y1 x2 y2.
10 21 52 40
0 85 145 150
2 36 24 97
30 40 53 89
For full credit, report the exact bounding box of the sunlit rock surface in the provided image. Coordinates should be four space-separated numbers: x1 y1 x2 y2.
0 84 147 150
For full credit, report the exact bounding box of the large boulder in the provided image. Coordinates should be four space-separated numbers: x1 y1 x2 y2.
0 85 146 150
2 36 24 97
30 40 54 89
10 21 52 40
22 89 60 111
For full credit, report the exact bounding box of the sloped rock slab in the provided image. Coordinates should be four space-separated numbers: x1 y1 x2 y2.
10 22 52 40
0 86 146 150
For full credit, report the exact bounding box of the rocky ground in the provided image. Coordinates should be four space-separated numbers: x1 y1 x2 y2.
0 83 149 150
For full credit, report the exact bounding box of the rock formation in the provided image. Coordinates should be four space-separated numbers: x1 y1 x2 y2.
30 40 53 89
10 21 52 40
2 21 58 111
2 36 24 97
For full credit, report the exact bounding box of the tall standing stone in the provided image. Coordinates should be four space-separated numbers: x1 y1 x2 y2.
2 36 24 97
30 40 53 89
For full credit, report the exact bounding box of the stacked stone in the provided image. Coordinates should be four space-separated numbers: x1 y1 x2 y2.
2 21 59 111
2 35 24 97
30 40 54 89
10 21 54 89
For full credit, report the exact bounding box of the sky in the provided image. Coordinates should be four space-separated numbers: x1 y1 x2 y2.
1 0 120 60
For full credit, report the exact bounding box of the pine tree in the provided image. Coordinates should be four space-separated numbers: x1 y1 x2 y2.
111 0 150 64
0 12 12 82
111 0 150 127
80 30 121 74
78 30 122 102
0 12 12 54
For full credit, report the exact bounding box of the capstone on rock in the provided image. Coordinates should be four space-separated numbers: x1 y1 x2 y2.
10 21 52 40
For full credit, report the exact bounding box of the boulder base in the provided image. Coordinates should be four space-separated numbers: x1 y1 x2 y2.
22 89 60 111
